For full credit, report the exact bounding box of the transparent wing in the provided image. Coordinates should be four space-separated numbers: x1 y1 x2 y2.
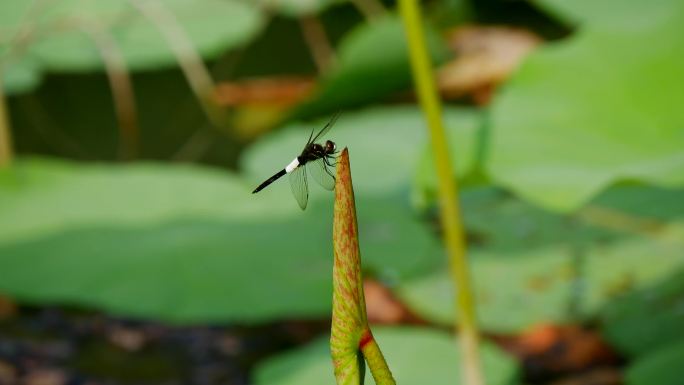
311 111 341 144
288 165 309 210
308 158 335 191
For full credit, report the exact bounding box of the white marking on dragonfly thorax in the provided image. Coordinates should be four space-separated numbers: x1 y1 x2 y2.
285 157 300 173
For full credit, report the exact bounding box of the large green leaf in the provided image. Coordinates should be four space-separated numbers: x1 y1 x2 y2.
457 187 617 253
0 156 444 322
533 0 664 26
0 1 36 29
397 187 684 332
398 229 684 333
1 0 263 72
1 2 43 94
0 218 333 322
601 268 684 357
0 158 293 243
589 185 684 221
625 341 684 385
254 327 519 385
488 0 684 211
1 56 42 95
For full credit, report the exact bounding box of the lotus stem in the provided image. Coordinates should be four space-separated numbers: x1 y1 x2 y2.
398 1 484 384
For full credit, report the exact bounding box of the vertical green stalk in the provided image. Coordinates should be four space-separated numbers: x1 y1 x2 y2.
398 2 484 385
0 86 13 167
331 148 395 385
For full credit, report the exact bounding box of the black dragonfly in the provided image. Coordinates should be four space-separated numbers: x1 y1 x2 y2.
252 113 340 210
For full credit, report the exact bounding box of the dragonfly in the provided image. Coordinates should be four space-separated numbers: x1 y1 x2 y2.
252 113 340 210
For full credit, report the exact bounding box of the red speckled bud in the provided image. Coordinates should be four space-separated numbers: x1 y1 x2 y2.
331 148 395 385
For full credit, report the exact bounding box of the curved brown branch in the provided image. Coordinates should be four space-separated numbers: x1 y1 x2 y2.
0 88 13 167
128 0 226 128
82 24 139 160
350 0 387 21
299 15 336 74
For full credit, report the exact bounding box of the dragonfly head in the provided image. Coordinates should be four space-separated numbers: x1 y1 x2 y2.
325 140 336 154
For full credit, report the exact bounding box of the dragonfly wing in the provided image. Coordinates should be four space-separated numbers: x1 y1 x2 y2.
308 158 335 191
311 111 340 143
288 165 309 210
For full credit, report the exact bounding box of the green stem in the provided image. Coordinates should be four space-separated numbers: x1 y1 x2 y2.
360 330 394 385
0 86 13 167
398 2 484 385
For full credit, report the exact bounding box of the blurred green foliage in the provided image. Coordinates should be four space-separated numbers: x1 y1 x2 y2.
0 158 291 243
0 107 479 322
295 15 448 116
397 187 684 332
601 267 684 357
1 0 684 383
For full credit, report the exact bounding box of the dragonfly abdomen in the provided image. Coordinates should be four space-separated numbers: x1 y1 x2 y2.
252 168 287 193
